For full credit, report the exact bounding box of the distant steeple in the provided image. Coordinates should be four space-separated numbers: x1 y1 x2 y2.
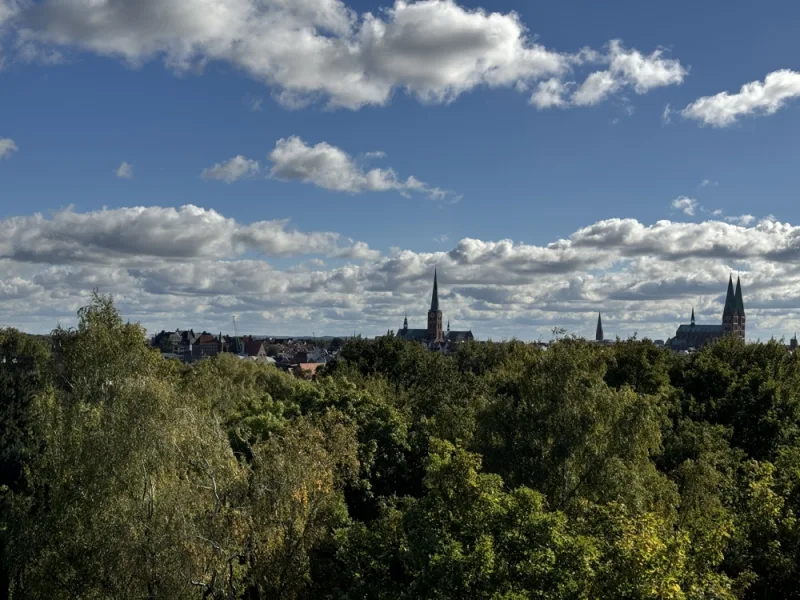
734 276 745 316
447 319 450 332
596 313 604 341
430 268 439 312
691 307 695 326
427 268 443 343
723 274 736 317
403 313 408 330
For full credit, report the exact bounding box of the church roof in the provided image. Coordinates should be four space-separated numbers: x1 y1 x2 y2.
596 313 603 341
676 324 723 334
445 330 474 343
397 328 430 341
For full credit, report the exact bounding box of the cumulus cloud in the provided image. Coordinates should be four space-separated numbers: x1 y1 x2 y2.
268 136 458 201
530 77 569 108
0 205 379 265
724 214 756 226
671 196 698 216
0 137 18 159
116 161 133 178
3 207 800 341
201 155 260 183
571 40 686 106
6 0 686 110
682 69 800 127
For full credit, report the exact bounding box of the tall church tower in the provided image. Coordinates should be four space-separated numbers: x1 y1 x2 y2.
427 268 443 343
734 276 746 339
722 275 736 335
596 313 604 341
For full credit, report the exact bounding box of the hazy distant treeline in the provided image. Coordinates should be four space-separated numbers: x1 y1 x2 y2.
2 293 800 599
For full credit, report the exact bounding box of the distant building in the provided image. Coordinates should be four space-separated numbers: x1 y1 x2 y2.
191 333 224 361
670 276 746 350
596 313 604 341
397 269 474 347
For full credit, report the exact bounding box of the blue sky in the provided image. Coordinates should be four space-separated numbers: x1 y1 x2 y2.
2 0 800 340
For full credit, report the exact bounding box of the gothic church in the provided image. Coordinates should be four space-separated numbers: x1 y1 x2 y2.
670 275 746 350
397 269 474 346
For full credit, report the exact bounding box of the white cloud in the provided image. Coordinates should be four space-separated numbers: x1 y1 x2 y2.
530 77 569 108
202 155 260 183
0 205 379 265
268 136 458 201
116 161 133 179
434 234 449 243
662 104 672 125
682 69 800 127
572 70 619 106
724 214 756 226
700 179 718 187
0 137 18 159
572 40 686 106
3 207 800 341
671 196 697 216
9 0 686 111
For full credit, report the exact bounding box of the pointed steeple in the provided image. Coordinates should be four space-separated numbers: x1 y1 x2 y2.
734 276 745 316
722 274 736 317
430 268 439 312
403 313 408 330
447 319 450 332
691 307 695 326
596 312 604 341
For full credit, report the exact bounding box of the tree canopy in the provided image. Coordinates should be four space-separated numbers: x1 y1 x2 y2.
3 295 800 598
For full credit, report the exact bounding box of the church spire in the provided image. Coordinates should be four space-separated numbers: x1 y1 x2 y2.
596 312 604 341
723 274 736 317
430 268 439 312
734 276 745 316
691 307 695 326
427 268 443 343
403 312 408 330
447 319 450 332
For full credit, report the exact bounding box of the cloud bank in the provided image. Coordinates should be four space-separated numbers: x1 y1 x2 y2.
2 205 800 342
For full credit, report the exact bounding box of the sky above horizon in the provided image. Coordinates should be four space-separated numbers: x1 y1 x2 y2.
2 0 800 341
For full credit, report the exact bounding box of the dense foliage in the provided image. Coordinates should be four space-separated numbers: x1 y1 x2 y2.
3 294 800 598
